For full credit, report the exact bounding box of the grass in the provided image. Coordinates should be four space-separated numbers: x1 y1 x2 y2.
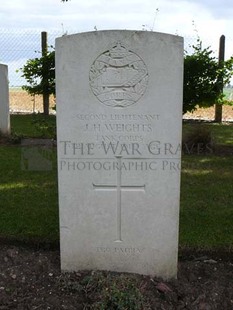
0 114 57 243
0 145 59 243
180 122 233 249
183 122 233 145
180 155 233 249
0 115 233 250
10 114 56 138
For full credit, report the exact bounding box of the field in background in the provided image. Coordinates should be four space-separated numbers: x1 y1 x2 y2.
184 105 233 121
10 88 56 114
9 88 233 120
184 86 233 121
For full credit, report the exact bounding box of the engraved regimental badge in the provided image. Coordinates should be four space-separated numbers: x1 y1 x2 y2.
89 42 148 108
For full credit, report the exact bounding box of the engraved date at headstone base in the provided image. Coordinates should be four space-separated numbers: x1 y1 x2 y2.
96 247 145 255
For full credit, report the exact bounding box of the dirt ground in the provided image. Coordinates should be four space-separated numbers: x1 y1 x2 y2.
0 243 233 309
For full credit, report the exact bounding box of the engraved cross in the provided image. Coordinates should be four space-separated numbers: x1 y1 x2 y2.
93 156 145 242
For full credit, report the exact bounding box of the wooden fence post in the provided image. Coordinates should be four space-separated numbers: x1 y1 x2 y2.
41 31 49 115
215 35 225 123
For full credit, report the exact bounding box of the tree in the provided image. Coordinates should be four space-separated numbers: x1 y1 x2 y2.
20 37 233 115
183 39 233 114
20 49 55 115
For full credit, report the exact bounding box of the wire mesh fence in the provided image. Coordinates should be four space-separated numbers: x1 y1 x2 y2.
0 28 233 115
0 29 61 113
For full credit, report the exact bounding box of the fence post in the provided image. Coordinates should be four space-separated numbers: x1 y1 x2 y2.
215 35 225 123
41 31 49 115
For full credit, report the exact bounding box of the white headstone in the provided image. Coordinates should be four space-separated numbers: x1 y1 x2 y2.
0 64 10 134
56 30 183 279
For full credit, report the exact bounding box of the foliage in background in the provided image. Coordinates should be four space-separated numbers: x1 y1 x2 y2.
20 49 55 98
183 38 233 113
19 37 233 115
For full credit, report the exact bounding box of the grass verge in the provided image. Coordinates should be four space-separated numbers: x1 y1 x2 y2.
10 114 56 139
180 154 233 249
0 145 59 243
0 115 233 250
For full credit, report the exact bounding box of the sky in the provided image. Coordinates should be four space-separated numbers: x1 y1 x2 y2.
1 0 233 85
1 0 233 39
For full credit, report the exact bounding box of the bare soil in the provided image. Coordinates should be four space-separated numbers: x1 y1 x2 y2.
0 243 233 309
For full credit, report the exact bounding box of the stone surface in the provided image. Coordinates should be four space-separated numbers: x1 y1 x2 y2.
56 30 183 279
0 64 10 134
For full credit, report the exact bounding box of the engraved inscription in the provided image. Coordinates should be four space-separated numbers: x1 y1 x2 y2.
96 247 145 255
93 156 145 242
89 42 149 108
